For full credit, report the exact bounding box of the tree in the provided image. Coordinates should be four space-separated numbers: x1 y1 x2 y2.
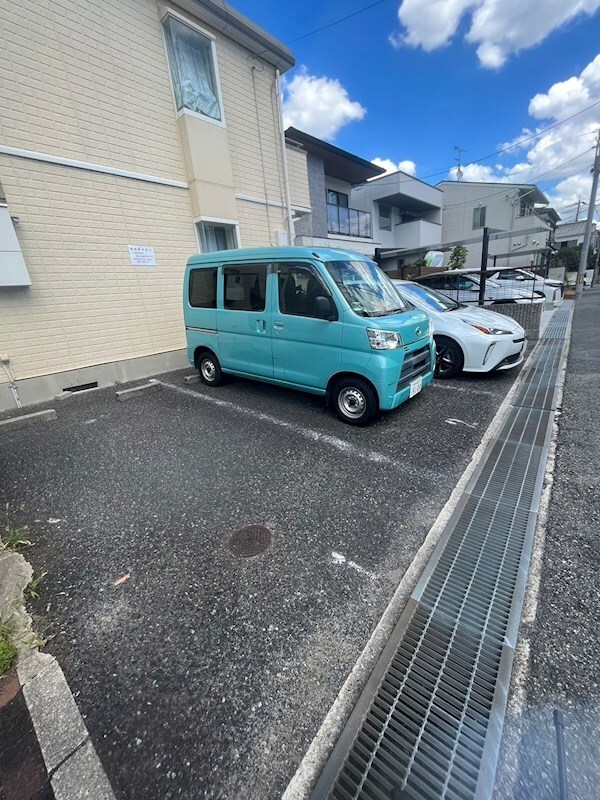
550 245 595 272
448 244 468 270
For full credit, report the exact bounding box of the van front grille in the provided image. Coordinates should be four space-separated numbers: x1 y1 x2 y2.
397 345 431 392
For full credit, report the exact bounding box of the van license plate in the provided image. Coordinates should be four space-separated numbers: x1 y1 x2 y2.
410 377 422 398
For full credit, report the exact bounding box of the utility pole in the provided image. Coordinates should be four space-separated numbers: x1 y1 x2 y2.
575 195 581 222
478 227 489 307
576 133 600 300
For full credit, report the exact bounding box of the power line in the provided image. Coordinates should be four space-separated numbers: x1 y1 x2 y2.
360 98 600 191
283 0 388 44
454 99 600 172
441 149 595 210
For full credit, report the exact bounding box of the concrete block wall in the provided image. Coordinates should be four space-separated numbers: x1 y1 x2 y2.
492 302 542 340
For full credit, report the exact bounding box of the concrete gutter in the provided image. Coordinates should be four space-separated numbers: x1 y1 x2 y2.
0 551 116 799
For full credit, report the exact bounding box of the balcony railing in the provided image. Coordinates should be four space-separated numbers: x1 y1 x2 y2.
327 203 372 238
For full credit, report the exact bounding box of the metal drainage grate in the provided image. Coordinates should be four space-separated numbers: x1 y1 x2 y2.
228 525 271 558
313 303 573 800
541 305 571 339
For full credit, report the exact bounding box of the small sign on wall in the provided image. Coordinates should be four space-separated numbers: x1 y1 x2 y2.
128 245 156 267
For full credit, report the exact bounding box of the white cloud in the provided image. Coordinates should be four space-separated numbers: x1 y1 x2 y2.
282 67 365 141
393 0 600 68
371 157 417 176
445 53 600 211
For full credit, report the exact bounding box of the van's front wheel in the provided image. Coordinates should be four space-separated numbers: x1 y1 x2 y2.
198 351 223 386
332 378 377 426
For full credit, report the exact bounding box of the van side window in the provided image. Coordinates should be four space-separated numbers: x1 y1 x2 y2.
189 268 217 308
277 263 337 319
223 264 267 311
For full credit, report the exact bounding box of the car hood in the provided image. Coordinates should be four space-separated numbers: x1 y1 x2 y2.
366 308 431 345
450 305 524 334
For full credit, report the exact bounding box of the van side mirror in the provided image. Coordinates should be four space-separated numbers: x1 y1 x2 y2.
315 295 335 320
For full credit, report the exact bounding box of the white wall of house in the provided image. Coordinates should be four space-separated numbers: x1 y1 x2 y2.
351 173 443 252
439 182 552 269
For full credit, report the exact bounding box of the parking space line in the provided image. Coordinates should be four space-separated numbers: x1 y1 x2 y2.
158 381 404 469
430 382 496 396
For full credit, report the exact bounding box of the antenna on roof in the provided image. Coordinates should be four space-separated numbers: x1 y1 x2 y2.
454 146 466 181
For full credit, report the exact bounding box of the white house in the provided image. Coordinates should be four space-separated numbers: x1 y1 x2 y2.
437 181 558 270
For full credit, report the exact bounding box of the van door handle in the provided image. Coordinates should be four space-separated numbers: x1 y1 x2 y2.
274 321 284 332
256 319 266 332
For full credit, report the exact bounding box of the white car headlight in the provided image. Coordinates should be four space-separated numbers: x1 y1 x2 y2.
367 328 402 349
465 322 512 336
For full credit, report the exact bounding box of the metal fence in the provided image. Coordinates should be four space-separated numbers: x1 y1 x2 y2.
411 266 558 307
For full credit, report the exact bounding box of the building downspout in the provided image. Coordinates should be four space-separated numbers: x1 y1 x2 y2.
275 69 294 245
1 356 22 409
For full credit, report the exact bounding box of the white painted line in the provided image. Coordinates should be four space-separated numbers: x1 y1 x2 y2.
445 418 478 428
281 330 553 800
430 382 496 396
159 381 404 469
331 551 375 580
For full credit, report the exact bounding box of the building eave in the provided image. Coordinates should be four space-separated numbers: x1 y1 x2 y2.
285 127 385 184
173 0 295 72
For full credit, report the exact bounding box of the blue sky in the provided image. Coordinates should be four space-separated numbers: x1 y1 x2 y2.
234 0 600 219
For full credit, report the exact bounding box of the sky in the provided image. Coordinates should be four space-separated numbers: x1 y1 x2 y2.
233 0 600 222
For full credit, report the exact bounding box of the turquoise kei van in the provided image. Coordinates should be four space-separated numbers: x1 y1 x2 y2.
183 247 434 425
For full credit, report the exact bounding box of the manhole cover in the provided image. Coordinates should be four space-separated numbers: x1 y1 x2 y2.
228 525 271 558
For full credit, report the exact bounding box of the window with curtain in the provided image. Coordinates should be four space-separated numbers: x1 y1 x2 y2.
197 222 238 253
163 15 221 121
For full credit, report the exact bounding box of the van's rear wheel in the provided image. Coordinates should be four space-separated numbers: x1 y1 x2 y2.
332 378 377 426
198 351 223 386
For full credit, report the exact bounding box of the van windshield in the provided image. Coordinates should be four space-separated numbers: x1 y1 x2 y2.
324 260 408 317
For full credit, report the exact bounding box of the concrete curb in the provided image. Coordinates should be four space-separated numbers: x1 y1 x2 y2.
115 380 161 402
0 551 116 800
0 410 57 430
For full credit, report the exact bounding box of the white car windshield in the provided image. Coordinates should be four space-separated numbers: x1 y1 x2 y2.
397 282 459 312
325 260 408 317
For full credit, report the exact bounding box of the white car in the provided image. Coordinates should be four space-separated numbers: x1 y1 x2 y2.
393 280 527 378
415 269 545 306
485 268 563 303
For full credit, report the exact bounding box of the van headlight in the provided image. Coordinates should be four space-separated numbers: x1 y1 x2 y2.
367 329 402 349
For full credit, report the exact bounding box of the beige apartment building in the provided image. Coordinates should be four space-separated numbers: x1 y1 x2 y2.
0 0 311 410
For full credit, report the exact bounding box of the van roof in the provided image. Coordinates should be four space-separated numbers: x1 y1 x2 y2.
186 246 373 267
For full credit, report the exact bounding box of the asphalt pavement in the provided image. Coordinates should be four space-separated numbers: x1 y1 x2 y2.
494 287 600 800
0 360 523 799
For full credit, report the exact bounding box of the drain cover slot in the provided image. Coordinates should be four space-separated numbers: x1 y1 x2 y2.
313 302 572 800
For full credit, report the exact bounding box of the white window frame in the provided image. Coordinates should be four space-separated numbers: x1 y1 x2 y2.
194 217 241 253
161 9 226 129
473 205 486 229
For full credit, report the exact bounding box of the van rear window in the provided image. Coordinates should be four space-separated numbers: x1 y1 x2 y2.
189 268 217 308
223 265 267 311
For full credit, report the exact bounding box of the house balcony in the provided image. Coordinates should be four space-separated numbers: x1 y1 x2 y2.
327 203 372 239
394 219 441 249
